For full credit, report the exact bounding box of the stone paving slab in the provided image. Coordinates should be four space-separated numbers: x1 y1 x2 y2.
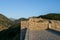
25 29 60 40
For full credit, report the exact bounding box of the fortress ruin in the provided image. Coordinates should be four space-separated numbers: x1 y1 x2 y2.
21 17 60 31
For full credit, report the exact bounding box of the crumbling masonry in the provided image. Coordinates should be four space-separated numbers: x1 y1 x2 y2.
21 17 60 31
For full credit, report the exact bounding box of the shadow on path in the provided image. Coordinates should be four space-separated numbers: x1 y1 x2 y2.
20 28 27 40
46 29 60 36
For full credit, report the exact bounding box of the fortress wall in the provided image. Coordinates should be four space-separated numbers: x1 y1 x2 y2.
50 20 60 31
29 18 49 31
21 21 29 29
21 17 60 31
21 18 60 40
21 17 49 30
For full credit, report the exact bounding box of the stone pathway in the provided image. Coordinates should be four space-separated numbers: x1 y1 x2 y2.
20 28 27 40
25 29 60 40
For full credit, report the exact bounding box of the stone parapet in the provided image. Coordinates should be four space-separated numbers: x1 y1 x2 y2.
21 17 60 31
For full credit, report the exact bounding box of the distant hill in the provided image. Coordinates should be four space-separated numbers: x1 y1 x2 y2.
0 14 14 31
37 13 60 20
18 18 28 21
0 14 20 40
15 18 28 24
9 18 16 21
17 13 60 22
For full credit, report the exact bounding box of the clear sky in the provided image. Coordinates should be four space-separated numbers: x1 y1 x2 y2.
0 0 60 19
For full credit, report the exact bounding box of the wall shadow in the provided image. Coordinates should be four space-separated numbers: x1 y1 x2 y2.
0 26 20 40
20 28 27 40
46 29 60 36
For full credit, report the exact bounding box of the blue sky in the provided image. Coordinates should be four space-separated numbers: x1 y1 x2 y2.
0 0 60 19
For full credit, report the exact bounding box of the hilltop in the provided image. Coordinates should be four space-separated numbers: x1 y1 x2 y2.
38 13 60 20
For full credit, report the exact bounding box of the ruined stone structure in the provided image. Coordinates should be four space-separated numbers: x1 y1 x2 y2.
21 17 49 30
21 20 28 29
21 17 60 40
21 17 60 31
28 17 49 30
49 20 60 31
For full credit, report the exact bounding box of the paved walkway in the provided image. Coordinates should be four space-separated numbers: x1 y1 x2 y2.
20 28 27 40
20 28 60 40
25 29 60 40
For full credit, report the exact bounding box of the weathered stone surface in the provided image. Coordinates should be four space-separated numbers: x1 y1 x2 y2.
21 17 60 40
28 17 49 30
21 17 60 31
21 17 49 30
21 21 28 29
49 20 60 31
25 29 60 40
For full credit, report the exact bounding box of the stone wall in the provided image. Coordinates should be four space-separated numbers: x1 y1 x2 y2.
21 20 28 29
21 17 49 30
28 18 49 30
21 17 60 31
49 20 60 31
21 17 60 40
